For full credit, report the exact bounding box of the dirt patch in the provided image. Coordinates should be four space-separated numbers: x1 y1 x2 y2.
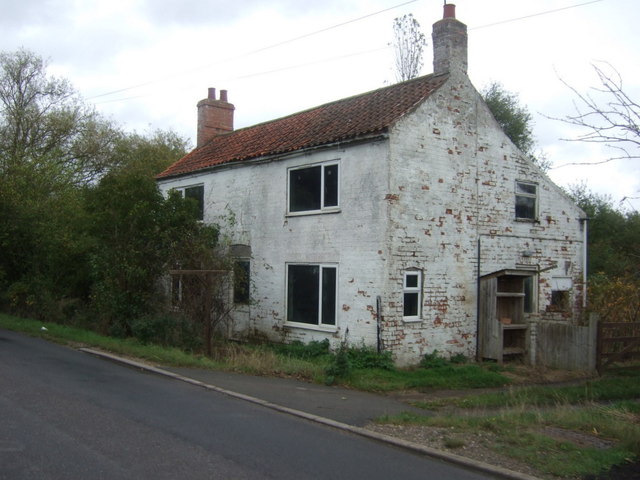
366 423 543 478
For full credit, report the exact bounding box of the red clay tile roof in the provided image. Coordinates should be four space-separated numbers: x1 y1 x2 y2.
157 73 449 179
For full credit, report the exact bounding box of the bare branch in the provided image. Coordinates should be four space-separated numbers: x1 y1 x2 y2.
548 62 640 164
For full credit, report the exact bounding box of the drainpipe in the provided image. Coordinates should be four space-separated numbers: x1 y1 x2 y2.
376 295 382 353
581 217 589 309
475 237 482 361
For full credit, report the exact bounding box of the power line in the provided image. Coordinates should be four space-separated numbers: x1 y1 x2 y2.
470 0 603 31
88 0 606 105
87 0 418 101
93 46 390 105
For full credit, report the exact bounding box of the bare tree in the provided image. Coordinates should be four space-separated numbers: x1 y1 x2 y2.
392 14 426 82
555 63 640 165
170 269 233 356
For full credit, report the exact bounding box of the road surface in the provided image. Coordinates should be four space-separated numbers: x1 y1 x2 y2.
0 329 492 479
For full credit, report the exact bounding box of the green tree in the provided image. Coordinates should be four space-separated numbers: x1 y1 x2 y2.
481 82 536 156
568 183 640 278
0 49 119 317
0 49 119 186
392 13 426 82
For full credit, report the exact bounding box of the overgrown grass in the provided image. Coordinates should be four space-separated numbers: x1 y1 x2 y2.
380 367 640 478
343 364 509 391
414 369 640 410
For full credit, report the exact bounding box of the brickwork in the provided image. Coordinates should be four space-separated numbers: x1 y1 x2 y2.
381 71 585 365
158 71 585 366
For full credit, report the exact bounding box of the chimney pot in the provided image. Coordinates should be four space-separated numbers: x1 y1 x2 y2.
220 89 228 102
443 3 456 19
208 87 216 100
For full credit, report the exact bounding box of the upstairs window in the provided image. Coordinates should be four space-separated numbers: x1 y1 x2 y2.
287 264 337 326
174 184 204 221
288 162 339 214
403 270 422 320
515 181 537 220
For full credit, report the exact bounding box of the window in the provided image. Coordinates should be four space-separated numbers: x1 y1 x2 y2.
287 264 337 326
515 181 537 220
403 270 422 319
288 162 339 214
174 184 204 221
549 277 572 312
233 260 250 304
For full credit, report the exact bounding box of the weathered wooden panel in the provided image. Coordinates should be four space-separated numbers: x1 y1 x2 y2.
535 318 597 371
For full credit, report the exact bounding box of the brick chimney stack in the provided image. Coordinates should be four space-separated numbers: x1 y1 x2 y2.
432 3 468 75
197 88 235 147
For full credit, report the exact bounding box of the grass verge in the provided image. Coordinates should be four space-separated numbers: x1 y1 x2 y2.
379 366 640 478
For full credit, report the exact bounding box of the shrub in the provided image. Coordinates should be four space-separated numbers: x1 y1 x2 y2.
131 313 201 350
325 344 352 383
420 350 450 368
347 346 395 370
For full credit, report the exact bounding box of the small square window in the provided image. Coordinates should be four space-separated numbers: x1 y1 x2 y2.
549 277 572 312
403 271 422 319
515 181 537 220
289 163 339 214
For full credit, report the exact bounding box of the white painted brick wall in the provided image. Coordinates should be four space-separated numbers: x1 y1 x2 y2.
159 72 586 366
383 72 585 365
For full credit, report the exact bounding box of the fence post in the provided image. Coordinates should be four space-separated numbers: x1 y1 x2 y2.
595 313 603 374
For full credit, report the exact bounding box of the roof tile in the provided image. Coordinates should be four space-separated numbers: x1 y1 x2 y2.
157 73 448 179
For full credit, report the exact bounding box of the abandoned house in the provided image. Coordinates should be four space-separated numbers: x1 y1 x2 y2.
157 4 592 368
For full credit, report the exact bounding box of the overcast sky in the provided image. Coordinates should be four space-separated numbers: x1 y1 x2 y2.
2 0 639 210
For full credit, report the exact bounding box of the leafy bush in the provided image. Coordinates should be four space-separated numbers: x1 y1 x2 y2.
131 313 201 350
347 346 395 370
325 344 352 383
420 350 450 368
450 353 468 364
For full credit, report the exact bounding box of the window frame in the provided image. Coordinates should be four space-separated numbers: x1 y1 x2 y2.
233 259 251 305
287 161 340 216
549 276 572 312
515 180 538 221
403 270 423 321
285 263 338 330
173 184 205 221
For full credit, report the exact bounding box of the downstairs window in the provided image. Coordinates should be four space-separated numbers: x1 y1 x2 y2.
287 264 337 326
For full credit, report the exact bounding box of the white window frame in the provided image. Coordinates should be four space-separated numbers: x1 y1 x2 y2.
515 180 538 221
285 263 338 330
287 161 340 216
403 270 422 321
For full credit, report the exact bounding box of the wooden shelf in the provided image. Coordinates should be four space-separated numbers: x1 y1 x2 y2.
502 324 527 330
503 347 525 355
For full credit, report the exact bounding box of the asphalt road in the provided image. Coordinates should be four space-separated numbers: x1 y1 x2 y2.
0 329 492 479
